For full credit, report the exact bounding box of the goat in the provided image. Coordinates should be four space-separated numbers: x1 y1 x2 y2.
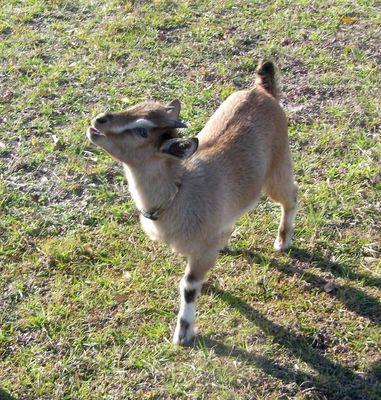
86 61 298 345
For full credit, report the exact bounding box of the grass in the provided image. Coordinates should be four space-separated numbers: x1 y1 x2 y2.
0 0 380 399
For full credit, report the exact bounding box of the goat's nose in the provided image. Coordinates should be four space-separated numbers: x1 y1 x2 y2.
95 113 109 124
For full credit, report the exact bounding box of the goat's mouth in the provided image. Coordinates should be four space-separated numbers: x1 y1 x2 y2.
87 126 106 142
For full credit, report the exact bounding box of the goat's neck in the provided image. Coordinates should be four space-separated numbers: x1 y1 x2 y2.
123 160 181 212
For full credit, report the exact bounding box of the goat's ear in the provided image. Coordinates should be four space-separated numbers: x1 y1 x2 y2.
165 99 181 119
159 137 198 159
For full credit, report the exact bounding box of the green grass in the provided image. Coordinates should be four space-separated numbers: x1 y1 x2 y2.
1 0 380 399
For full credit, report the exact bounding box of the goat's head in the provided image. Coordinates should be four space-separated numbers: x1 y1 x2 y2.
87 99 198 166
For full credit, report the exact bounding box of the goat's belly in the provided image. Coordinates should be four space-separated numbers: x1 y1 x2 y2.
222 197 260 232
139 198 260 257
243 198 260 214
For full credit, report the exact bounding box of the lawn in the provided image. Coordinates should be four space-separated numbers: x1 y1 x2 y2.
0 0 380 399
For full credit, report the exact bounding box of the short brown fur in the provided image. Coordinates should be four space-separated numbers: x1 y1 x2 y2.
86 61 298 345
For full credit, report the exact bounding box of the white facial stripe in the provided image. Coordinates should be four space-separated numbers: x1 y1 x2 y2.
113 118 156 134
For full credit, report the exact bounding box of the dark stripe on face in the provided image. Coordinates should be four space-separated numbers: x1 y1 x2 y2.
184 288 196 303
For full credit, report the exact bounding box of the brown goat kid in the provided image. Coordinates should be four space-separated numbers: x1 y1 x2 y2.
87 61 298 345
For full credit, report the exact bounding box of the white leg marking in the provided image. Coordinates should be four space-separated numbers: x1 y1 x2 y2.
274 205 297 251
173 277 202 346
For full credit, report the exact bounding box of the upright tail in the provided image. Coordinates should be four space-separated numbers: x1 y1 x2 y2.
255 60 279 99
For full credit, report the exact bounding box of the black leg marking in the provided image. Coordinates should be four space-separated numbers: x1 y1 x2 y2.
180 318 190 330
184 288 196 303
186 272 197 283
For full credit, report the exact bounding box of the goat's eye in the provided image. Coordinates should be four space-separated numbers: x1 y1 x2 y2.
137 128 148 138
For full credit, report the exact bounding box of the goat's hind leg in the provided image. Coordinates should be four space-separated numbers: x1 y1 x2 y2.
274 194 297 251
173 250 217 346
264 164 298 252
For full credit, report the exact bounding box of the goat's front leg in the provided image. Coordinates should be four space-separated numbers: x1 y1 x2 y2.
173 252 217 346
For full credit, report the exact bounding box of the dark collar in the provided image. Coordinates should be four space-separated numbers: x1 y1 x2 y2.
139 206 162 221
139 183 181 221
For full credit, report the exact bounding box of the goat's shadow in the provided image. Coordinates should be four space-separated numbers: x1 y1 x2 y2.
196 286 380 399
192 246 381 399
0 388 17 400
222 246 381 324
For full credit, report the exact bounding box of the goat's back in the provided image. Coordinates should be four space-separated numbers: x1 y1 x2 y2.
192 87 288 210
150 76 291 256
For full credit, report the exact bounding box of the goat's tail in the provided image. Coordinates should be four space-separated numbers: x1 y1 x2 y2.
255 60 279 99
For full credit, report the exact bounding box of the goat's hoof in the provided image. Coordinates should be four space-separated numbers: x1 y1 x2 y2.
220 245 233 255
274 237 292 252
173 319 195 346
